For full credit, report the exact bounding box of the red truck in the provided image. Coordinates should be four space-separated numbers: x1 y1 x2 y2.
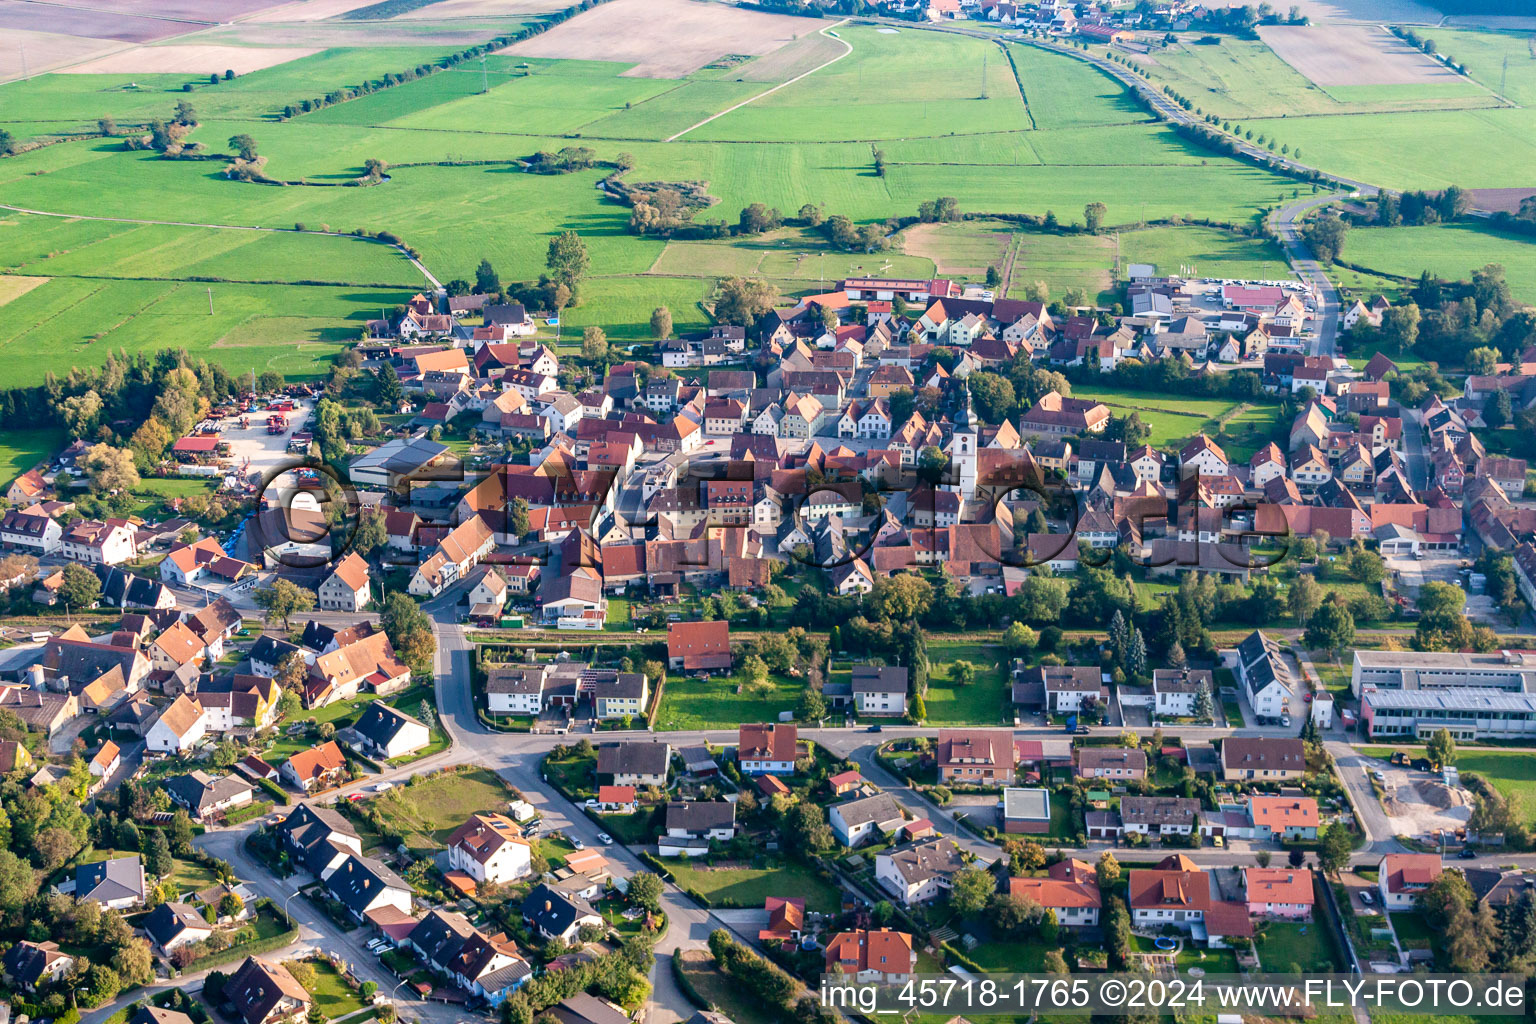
267 413 288 434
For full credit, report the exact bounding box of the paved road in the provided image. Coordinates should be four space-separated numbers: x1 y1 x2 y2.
1271 192 1347 359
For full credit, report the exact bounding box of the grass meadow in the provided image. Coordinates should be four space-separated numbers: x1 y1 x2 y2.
0 276 392 386
1341 222 1536 303
1068 386 1283 461
0 428 65 488
0 21 1343 391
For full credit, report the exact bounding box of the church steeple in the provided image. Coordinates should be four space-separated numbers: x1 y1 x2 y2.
955 377 974 431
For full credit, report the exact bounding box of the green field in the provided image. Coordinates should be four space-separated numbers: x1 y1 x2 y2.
1248 105 1536 190
655 672 804 731
0 213 425 286
1117 224 1293 283
0 16 1349 393
659 857 843 912
362 766 516 853
1135 36 1496 120
0 275 399 387
1341 223 1536 303
925 642 1009 726
1067 387 1282 461
0 428 64 488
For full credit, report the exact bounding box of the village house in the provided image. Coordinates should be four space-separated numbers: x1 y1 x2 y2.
447 812 532 886
875 837 968 905
1008 859 1101 928
317 552 371 612
823 930 916 984
737 722 799 775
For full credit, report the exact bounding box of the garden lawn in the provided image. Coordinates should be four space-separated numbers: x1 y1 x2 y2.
294 958 368 1019
1258 920 1344 973
1389 911 1435 951
659 857 843 913
655 672 804 731
967 940 1053 972
924 643 1008 726
365 766 517 852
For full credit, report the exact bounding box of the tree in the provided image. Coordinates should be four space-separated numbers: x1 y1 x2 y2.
1301 214 1348 263
1381 303 1421 353
475 258 501 295
950 867 995 916
1426 727 1457 768
1316 821 1352 876
967 371 1015 424
780 803 834 856
738 203 782 234
796 688 826 722
1287 574 1323 624
546 231 590 289
627 871 663 912
581 326 610 363
253 578 316 629
381 592 435 675
1288 848 1306 869
61 389 103 438
1084 201 1108 234
170 810 195 854
174 99 197 125
509 496 532 540
59 563 102 611
83 442 140 492
113 939 154 985
950 660 977 688
1194 681 1214 723
1003 622 1038 656
1097 851 1121 892
650 306 673 340
1416 581 1474 651
374 362 403 409
352 509 387 558
714 276 780 327
144 829 174 879
1303 594 1354 654
227 134 258 160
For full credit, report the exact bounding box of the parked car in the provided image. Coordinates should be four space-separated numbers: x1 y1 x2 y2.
571 837 586 850
1359 890 1375 906
374 781 393 792
1458 847 1478 860
867 724 883 733
598 834 613 845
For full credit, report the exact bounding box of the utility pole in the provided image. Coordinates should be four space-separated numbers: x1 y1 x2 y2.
481 54 488 94
19 44 27 81
981 51 988 100
208 287 214 315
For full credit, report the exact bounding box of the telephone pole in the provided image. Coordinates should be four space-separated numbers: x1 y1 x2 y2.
208 287 214 315
481 54 488 94
980 51 988 99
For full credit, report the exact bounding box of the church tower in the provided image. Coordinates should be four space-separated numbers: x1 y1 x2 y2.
952 378 978 501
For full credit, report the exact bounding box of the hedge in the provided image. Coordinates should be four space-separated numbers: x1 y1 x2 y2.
180 900 299 971
669 954 710 1011
257 776 291 805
